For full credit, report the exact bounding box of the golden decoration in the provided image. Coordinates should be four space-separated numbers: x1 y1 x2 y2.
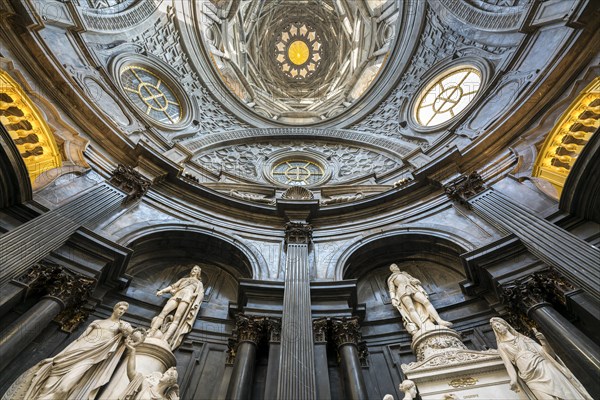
533 77 600 196
288 41 310 65
448 377 478 388
0 70 62 184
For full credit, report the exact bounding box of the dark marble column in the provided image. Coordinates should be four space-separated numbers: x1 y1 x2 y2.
264 318 281 400
0 266 94 372
277 221 317 399
331 317 368 400
502 271 600 399
0 165 151 287
226 314 265 400
0 261 59 317
313 317 331 400
445 173 600 301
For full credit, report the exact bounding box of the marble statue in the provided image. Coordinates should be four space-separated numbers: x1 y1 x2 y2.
490 317 592 400
118 337 179 400
149 265 204 349
8 301 133 400
399 380 417 400
387 264 452 334
382 395 394 400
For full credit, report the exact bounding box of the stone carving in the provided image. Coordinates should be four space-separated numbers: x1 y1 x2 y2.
16 261 61 295
393 177 413 188
233 314 266 344
490 317 592 399
6 302 133 400
120 337 180 400
109 164 152 202
131 6 249 134
436 0 525 31
444 171 485 208
414 333 466 361
387 264 452 334
195 140 401 185
402 349 499 373
382 395 394 400
312 318 328 343
352 6 510 144
399 380 417 400
448 377 478 388
284 222 313 244
320 192 364 206
149 265 204 350
266 318 282 343
229 189 275 205
281 186 314 200
330 317 362 347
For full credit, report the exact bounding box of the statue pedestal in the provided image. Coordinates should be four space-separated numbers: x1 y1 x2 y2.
99 337 176 399
402 349 529 400
411 327 466 361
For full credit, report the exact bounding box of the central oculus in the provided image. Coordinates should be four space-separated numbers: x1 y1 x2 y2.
288 41 310 65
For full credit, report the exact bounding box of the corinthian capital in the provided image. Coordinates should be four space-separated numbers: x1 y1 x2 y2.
331 317 362 347
109 164 152 202
443 171 485 207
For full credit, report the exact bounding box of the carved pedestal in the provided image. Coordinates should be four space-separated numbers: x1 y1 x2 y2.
99 337 176 399
402 349 528 400
411 327 466 361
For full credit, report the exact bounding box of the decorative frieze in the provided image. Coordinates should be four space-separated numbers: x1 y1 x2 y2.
444 171 485 208
109 164 152 202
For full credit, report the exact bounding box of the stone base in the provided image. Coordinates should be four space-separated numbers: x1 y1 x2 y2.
98 337 176 399
402 349 529 400
411 327 466 361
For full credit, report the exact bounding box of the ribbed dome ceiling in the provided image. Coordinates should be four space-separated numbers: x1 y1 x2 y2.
198 0 400 124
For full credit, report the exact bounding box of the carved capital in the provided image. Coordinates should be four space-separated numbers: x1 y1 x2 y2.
285 222 312 244
109 164 152 202
331 317 362 347
16 261 61 295
313 317 328 343
226 338 237 365
443 171 485 208
233 314 266 344
501 269 575 312
531 269 577 306
46 268 95 308
266 317 282 343
358 340 369 367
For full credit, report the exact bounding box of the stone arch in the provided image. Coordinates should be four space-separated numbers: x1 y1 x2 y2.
119 223 261 279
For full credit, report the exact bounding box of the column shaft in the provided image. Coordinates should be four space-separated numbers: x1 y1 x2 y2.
469 190 600 300
339 344 368 400
0 183 125 286
314 342 331 400
226 341 258 400
528 304 600 398
264 341 280 400
277 243 317 399
0 297 63 372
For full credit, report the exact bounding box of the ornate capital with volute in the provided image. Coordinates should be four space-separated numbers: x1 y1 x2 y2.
313 317 328 343
109 164 152 202
234 314 266 344
45 268 95 308
226 338 237 365
443 171 485 208
501 269 576 312
284 221 312 244
331 317 362 348
16 261 61 295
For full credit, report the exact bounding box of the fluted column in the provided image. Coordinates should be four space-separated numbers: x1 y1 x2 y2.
502 270 600 398
445 172 600 301
331 317 368 400
313 318 331 400
277 221 317 399
0 165 151 287
264 318 282 400
0 264 95 372
226 314 265 400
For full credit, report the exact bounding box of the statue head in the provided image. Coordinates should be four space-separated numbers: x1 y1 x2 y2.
383 395 394 400
399 380 416 396
389 263 400 272
160 367 178 386
190 265 201 278
112 301 129 317
490 317 516 338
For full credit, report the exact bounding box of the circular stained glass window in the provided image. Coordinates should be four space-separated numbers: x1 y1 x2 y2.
415 67 481 127
120 66 182 125
275 23 322 79
271 159 325 186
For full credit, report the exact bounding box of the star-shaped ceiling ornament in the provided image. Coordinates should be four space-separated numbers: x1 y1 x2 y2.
275 23 322 80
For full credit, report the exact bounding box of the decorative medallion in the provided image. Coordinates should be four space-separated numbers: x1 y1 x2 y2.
271 159 325 186
120 66 182 125
416 66 481 127
275 23 322 79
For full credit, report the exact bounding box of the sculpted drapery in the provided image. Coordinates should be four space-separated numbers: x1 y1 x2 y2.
4 302 132 400
490 317 592 400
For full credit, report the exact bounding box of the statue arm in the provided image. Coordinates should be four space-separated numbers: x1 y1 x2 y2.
498 347 519 392
125 341 138 381
387 278 399 306
533 329 556 359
